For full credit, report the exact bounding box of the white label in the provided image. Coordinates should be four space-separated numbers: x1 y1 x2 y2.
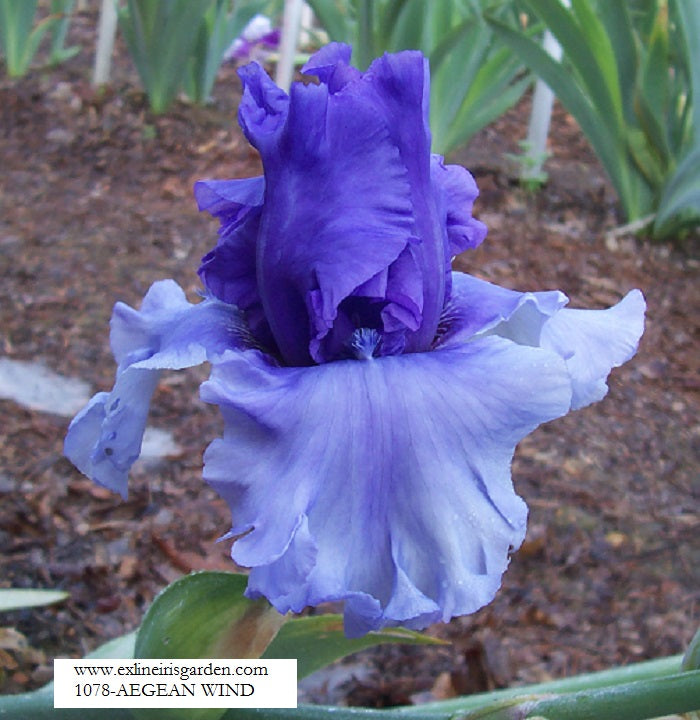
54 658 297 708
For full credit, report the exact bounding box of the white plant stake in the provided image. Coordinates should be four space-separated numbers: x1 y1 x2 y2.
275 0 305 92
299 0 314 48
93 0 118 86
522 1 568 181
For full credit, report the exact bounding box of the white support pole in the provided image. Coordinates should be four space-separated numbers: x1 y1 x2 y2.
522 0 569 181
275 0 304 92
93 0 118 86
299 1 314 48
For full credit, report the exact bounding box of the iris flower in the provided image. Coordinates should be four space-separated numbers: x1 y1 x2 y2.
223 14 281 63
65 44 645 637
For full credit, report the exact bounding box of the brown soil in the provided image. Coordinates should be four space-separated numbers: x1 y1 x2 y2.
1 9 698 706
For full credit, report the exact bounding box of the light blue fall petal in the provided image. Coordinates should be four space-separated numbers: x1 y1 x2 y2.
440 274 645 411
540 289 646 409
200 338 572 636
64 280 242 497
64 372 159 498
437 272 568 349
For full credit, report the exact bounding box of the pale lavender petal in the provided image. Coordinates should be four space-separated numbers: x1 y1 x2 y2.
438 273 645 412
63 371 159 498
64 281 242 497
540 289 646 409
437 272 567 349
200 340 571 635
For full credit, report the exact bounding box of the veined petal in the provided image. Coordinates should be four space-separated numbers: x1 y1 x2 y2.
200 340 571 636
540 289 646 409
64 371 159 499
111 280 243 370
439 273 645 411
64 280 242 498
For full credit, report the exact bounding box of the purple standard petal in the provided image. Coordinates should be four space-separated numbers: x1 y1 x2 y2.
301 42 359 91
237 61 289 151
64 280 242 497
438 273 645 411
237 49 448 366
200 340 572 636
194 177 275 351
200 49 490 366
430 155 488 257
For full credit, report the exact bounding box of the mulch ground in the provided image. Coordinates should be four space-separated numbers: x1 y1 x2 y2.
0 8 698 706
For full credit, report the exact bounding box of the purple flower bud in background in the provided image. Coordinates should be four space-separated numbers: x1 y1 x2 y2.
65 44 645 637
224 14 281 63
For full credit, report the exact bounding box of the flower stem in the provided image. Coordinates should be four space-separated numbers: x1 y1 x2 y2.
394 653 683 715
524 668 700 720
223 668 700 720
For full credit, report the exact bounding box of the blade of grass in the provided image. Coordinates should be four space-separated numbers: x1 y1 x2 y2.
523 0 623 133
570 0 625 128
430 17 491 143
654 141 700 237
596 0 638 124
674 0 700 135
